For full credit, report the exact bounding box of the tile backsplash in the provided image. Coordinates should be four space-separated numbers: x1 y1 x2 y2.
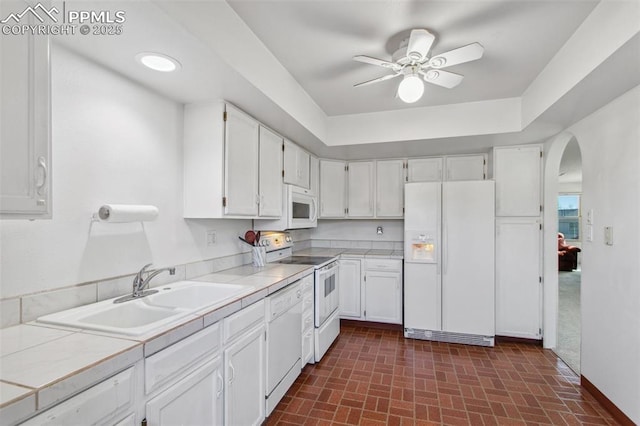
0 252 251 328
0 235 402 329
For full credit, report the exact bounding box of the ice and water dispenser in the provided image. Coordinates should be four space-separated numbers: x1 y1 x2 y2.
405 231 437 263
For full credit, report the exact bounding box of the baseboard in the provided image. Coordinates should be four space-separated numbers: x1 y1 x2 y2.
581 375 635 426
495 335 543 346
340 319 403 331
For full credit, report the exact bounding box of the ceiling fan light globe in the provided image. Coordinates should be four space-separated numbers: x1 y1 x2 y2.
398 75 424 103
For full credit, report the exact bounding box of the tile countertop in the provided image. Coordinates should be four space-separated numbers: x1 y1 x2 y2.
295 248 404 259
0 263 313 425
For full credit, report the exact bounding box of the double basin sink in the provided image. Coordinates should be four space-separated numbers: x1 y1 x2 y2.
37 281 253 337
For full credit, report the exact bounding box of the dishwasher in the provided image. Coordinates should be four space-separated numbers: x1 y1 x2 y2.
265 280 302 415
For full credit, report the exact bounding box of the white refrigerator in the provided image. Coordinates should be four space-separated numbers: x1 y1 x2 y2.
404 181 496 347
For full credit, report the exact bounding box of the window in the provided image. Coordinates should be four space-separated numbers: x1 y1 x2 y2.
558 194 581 240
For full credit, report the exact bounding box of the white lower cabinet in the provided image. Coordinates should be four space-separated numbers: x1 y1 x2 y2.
363 260 403 325
364 271 402 324
145 357 223 426
339 258 362 319
143 322 223 426
222 300 266 426
224 323 266 426
301 274 315 366
495 218 542 339
22 363 142 426
140 300 266 426
338 257 403 325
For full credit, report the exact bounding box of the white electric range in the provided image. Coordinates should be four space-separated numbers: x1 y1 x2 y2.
262 232 340 362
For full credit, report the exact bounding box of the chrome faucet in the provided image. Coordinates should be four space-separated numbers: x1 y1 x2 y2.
114 263 176 303
133 263 176 296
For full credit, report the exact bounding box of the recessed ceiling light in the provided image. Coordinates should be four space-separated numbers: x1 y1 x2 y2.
135 52 181 72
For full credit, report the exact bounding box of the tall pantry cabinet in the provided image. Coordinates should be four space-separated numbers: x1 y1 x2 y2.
493 145 543 340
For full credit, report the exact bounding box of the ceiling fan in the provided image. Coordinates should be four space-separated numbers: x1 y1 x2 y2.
353 29 484 103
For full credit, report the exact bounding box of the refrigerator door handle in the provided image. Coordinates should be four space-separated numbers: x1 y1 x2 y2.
443 221 448 275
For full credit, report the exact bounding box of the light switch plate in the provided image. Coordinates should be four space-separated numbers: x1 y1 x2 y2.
604 226 613 245
206 230 217 246
586 224 593 242
587 209 594 225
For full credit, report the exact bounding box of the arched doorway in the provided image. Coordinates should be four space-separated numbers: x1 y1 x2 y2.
556 139 583 373
542 132 584 373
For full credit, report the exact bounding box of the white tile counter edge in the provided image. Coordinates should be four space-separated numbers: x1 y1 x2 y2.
0 263 314 423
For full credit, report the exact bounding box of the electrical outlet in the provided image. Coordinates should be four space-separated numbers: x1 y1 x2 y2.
206 230 217 246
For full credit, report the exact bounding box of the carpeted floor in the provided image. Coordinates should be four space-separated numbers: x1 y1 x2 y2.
557 270 581 374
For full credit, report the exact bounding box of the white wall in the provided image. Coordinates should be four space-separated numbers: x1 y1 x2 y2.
562 85 639 423
558 182 582 193
0 45 250 301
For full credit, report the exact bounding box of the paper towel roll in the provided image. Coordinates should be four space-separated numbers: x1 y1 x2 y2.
97 204 159 223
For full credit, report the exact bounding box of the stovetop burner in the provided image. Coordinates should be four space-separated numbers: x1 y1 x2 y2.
276 256 334 266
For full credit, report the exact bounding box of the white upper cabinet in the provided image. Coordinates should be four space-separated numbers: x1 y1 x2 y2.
319 159 346 218
283 139 310 189
376 160 405 218
445 154 487 181
494 145 542 216
224 105 260 216
347 161 374 218
258 126 283 217
407 158 443 182
184 102 283 219
309 155 319 196
1 0 51 219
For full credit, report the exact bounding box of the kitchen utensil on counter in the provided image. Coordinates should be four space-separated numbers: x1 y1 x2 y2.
244 230 256 245
239 236 253 246
255 231 261 246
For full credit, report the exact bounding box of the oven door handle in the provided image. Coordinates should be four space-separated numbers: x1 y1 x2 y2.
317 262 339 277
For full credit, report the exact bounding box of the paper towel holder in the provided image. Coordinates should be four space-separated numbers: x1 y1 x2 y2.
91 204 159 223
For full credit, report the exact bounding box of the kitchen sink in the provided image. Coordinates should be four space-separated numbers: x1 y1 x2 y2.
147 281 250 311
79 303 181 329
37 298 191 336
37 281 254 337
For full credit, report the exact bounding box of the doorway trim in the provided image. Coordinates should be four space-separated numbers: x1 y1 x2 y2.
542 131 578 350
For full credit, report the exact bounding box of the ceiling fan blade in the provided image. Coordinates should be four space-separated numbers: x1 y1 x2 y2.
421 69 464 88
353 55 401 71
354 73 401 88
428 42 484 68
406 29 435 62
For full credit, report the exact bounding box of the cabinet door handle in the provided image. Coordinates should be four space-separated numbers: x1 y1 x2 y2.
228 362 235 384
216 370 224 398
36 156 48 196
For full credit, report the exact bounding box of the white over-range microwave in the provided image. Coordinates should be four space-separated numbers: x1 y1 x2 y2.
255 185 317 230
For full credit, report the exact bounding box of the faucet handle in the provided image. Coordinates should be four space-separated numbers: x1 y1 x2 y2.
133 263 153 286
140 263 153 273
